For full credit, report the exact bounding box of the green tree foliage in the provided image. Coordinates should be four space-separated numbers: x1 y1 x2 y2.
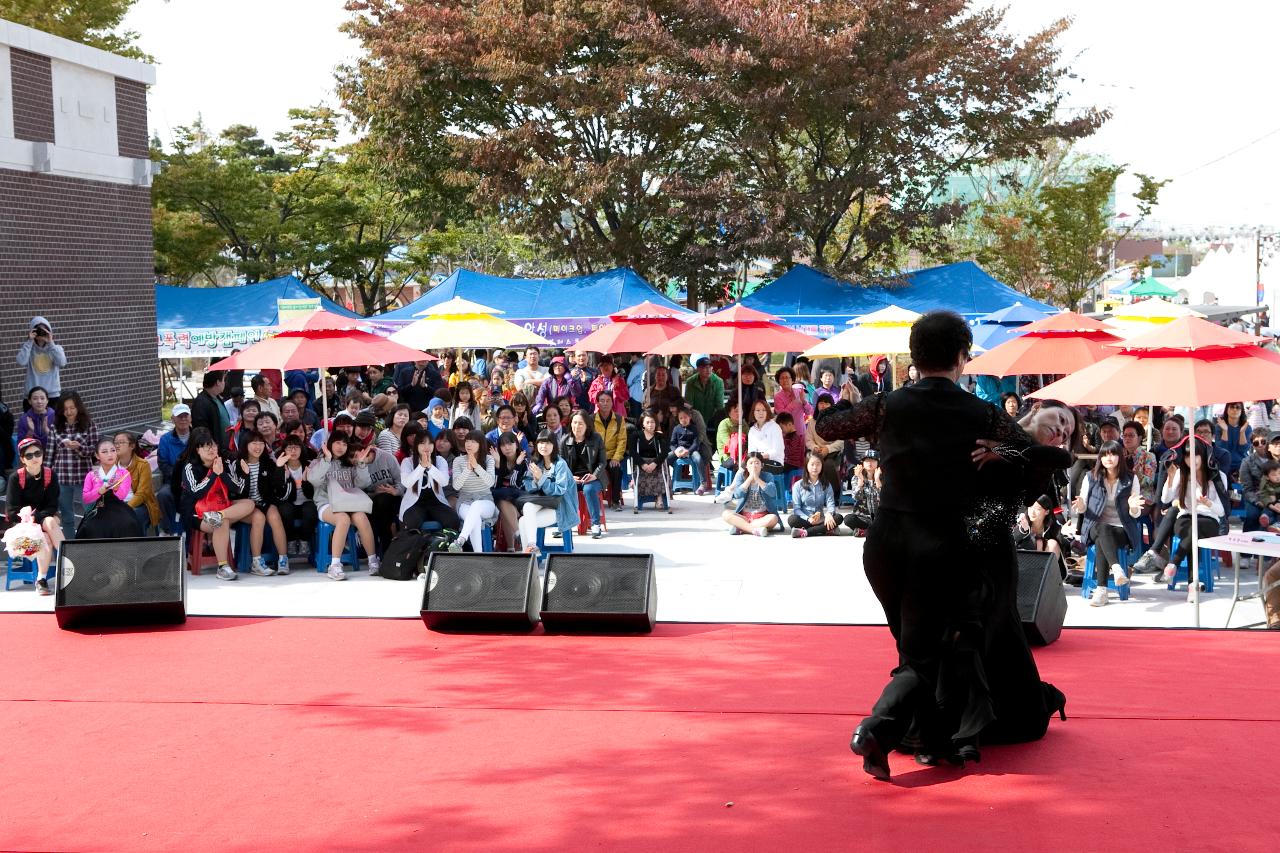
341 0 1101 301
0 0 150 60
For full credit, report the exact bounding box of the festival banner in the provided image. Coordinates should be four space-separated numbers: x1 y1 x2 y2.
516 316 611 347
157 326 272 358
277 297 322 322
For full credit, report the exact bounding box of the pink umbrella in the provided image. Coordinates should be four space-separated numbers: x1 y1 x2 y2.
570 301 695 355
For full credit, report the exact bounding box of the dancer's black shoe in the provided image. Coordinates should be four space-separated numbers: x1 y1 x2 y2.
851 726 891 781
947 743 981 767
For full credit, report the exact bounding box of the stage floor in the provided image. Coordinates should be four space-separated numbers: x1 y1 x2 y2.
0 615 1274 851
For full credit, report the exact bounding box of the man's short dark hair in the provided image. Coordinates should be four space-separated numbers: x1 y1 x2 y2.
204 370 224 389
909 311 972 373
251 374 268 392
255 411 279 426
1122 420 1145 437
1262 460 1280 475
495 404 515 418
453 416 474 431
775 411 794 426
1194 418 1214 433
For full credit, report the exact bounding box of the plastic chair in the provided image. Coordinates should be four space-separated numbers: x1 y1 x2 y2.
671 457 699 493
233 522 280 573
576 490 608 535
535 526 574 562
776 470 802 512
1081 544 1131 601
186 530 221 575
5 555 42 590
314 521 360 572
1166 536 1220 592
714 466 734 496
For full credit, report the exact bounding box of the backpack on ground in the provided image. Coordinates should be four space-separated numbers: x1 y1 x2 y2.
381 529 433 581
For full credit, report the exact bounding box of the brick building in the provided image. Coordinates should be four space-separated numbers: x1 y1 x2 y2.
0 19 158 428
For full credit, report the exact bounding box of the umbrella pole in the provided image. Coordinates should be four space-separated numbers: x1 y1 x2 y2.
1190 435 1201 627
320 367 329 428
737 355 744 470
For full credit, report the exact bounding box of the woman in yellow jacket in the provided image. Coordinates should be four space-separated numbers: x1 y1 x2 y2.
593 388 628 510
114 432 160 533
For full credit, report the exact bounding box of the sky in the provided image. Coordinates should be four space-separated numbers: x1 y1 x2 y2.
123 0 1280 231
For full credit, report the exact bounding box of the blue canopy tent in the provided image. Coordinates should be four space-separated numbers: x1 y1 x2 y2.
970 302 1059 352
156 275 359 357
374 267 684 347
741 261 1058 337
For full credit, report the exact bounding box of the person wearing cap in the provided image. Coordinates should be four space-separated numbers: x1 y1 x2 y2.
587 357 629 419
532 357 582 416
843 450 881 535
684 357 725 435
155 404 193 534
6 436 63 594
311 410 357 453
16 316 67 399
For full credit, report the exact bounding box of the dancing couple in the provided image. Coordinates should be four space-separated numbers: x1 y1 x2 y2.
816 310 1071 781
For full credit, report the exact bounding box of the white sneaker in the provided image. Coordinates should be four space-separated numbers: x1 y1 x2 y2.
1110 564 1129 586
1090 586 1108 607
216 564 238 581
368 557 381 576
590 524 601 539
276 556 290 576
249 556 274 577
327 563 346 581
447 538 464 553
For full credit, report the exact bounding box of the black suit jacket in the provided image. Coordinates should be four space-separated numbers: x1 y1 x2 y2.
191 391 227 451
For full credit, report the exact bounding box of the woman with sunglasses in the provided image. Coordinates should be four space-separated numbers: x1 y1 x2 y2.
5 437 63 594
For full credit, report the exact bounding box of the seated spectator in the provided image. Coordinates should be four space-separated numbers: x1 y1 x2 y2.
540 405 565 444
16 386 55 452
368 392 396 428
308 432 378 580
511 392 535 436
721 452 781 537
533 357 582 415
225 386 245 429
775 412 805 481
378 404 412 455
519 429 579 554
487 404 529 452
226 399 261 455
425 397 450 439
356 421 405 558
250 374 281 421
1122 419 1157 503
772 366 813 441
1239 430 1276 532
491 431 527 551
254 411 280 455
714 400 742 475
398 430 461 534
629 411 670 513
567 350 596 410
155 404 192 534
6 437 63 594
177 428 254 580
1215 402 1252 477
476 386 498 432
488 366 514 404
449 384 483 434
844 451 881 535
278 435 317 559
1014 495 1067 571
789 452 842 538
288 388 319 429
513 346 548 394
396 359 442 413
447 430 498 553
562 410 607 538
1070 440 1144 606
367 363 394 396
746 399 785 478
667 405 703 494
593 390 626 509
236 431 290 576
284 368 318 403
1000 392 1022 420
1255 461 1280 529
114 431 159 534
554 395 573 426
1193 418 1233 478
809 368 839 406
643 366 683 434
587 356 629 418
1158 448 1226 591
450 416 475 451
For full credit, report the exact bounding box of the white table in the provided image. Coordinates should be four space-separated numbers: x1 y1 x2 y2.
1199 533 1278 628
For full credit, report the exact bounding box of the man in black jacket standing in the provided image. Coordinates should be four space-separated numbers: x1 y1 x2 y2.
816 311 1035 780
192 371 230 451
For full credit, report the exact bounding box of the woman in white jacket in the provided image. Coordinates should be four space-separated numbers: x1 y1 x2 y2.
746 398 785 479
399 431 462 532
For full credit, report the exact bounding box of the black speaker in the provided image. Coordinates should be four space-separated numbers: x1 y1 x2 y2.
540 552 657 632
421 552 541 631
55 537 187 630
1015 549 1066 646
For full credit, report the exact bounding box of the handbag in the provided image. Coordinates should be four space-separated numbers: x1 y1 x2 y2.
515 492 560 511
330 484 374 514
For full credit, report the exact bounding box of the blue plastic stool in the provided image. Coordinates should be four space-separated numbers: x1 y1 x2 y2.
5 555 43 590
233 522 281 573
314 521 360 572
620 457 633 492
535 526 574 562
775 470 802 512
671 458 700 492
1081 545 1131 601
714 465 734 495
1166 537 1219 592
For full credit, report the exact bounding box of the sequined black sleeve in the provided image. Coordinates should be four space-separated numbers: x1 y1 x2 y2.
814 395 884 445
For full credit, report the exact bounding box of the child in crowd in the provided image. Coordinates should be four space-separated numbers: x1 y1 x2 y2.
667 405 702 493
775 412 805 481
844 450 882 536
720 452 780 537
1257 461 1280 529
789 452 842 538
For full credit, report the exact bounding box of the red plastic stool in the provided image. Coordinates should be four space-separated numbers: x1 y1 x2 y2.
186 530 221 575
576 490 608 535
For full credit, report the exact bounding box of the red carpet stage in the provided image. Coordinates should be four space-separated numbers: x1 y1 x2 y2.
0 616 1275 851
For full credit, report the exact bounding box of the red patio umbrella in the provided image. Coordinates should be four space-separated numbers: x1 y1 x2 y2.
209 309 435 424
570 301 695 355
962 311 1122 377
648 304 821 462
1031 317 1280 624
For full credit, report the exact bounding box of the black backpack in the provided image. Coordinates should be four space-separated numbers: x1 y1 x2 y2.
381 527 456 580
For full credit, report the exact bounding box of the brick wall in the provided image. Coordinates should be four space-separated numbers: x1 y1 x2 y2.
9 48 55 143
0 169 159 429
114 77 148 159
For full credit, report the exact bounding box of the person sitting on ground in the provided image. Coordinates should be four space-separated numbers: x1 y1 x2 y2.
114 431 158 534
789 451 842 538
1070 440 1145 606
562 410 608 538
806 393 845 497
16 386 55 452
630 410 670 513
519 429 579 555
448 430 498 553
398 429 461 534
377 404 412 455
667 405 703 494
491 431 527 551
277 435 317 559
844 450 882 536
715 399 742 476
226 399 261 455
1215 402 1252 478
236 431 290 576
308 431 378 580
1159 446 1226 590
775 412 805 482
593 389 627 509
1014 495 1067 572
721 452 781 537
178 428 254 580
6 437 63 594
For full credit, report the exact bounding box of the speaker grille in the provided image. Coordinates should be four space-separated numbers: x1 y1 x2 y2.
1014 550 1049 621
543 554 653 614
58 538 184 607
425 553 533 612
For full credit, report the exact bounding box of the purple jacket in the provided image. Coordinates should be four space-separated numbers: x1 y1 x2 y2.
16 408 55 450
532 374 583 415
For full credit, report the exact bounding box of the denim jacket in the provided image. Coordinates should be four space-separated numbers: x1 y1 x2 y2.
728 470 780 515
791 478 836 517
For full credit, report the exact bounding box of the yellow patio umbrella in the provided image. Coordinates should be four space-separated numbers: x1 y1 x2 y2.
1106 299 1206 338
802 305 921 357
388 297 553 350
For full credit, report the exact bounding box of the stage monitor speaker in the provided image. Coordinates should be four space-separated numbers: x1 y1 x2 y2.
55 536 187 630
540 553 657 633
1015 549 1066 646
421 552 541 631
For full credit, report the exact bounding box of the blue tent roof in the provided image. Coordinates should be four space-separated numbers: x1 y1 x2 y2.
156 276 359 329
741 262 1058 335
375 267 682 321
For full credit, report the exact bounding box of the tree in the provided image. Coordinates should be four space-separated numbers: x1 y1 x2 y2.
0 0 151 60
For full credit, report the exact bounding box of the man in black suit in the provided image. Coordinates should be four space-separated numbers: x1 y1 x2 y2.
816 311 1035 780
